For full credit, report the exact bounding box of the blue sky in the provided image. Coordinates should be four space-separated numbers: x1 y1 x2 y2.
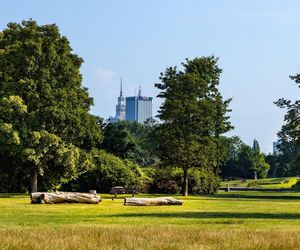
1 0 299 153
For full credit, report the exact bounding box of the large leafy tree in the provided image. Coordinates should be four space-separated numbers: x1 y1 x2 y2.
155 56 233 196
0 20 103 192
275 74 300 171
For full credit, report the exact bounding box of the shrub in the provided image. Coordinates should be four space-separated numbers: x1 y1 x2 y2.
292 179 300 190
148 168 182 194
188 169 220 195
151 179 180 194
247 181 259 187
62 149 149 193
148 167 219 195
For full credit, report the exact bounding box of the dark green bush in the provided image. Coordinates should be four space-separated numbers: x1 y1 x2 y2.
188 169 220 195
148 167 219 195
150 179 180 194
247 181 259 187
62 149 149 193
291 179 300 190
148 168 182 194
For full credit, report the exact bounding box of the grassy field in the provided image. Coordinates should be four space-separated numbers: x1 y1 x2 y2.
221 177 299 189
1 192 300 249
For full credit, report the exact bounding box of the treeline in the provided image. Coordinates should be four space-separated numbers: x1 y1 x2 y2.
0 20 299 195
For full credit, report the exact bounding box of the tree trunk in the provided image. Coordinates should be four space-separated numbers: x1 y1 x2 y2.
30 192 101 204
30 168 38 193
183 167 188 196
124 197 183 206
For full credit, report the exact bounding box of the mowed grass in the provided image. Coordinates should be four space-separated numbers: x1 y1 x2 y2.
1 192 300 249
221 177 299 189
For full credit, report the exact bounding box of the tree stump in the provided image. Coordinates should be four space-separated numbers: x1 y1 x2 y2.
124 197 183 206
30 191 101 204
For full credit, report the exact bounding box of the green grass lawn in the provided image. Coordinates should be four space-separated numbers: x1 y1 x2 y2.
221 177 299 189
1 191 300 249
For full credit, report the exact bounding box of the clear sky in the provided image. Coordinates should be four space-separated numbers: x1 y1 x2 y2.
1 0 299 153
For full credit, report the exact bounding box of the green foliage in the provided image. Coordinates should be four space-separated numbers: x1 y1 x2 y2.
275 73 300 173
155 56 232 195
189 169 220 195
251 151 270 178
102 121 136 159
0 20 103 192
102 120 160 166
147 167 219 195
62 149 149 193
266 143 299 177
220 138 270 179
148 168 182 194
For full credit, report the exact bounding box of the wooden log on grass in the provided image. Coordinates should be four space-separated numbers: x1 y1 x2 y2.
124 197 183 206
30 191 101 204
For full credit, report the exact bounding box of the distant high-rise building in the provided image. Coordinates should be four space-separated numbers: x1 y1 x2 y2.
125 86 152 124
114 78 126 120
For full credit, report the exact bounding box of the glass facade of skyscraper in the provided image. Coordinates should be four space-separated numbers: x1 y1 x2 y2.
125 96 152 123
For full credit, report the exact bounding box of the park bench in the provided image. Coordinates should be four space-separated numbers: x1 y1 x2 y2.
110 186 136 200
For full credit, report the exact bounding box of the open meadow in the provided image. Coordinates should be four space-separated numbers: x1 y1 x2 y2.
1 192 300 249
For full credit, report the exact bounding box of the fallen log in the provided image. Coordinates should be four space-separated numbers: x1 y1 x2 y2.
30 191 101 204
124 197 183 206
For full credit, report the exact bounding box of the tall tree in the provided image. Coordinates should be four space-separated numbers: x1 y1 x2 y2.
275 73 300 171
155 56 232 196
0 20 103 192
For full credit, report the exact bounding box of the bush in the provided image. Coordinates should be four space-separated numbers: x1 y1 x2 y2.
148 168 182 194
149 167 219 195
247 181 258 187
292 178 300 190
62 149 149 193
188 169 220 195
150 179 180 194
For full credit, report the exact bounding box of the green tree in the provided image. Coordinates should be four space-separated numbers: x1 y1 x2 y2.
101 121 136 159
220 138 269 179
0 20 103 192
102 120 160 166
251 151 269 178
155 56 232 196
275 74 300 172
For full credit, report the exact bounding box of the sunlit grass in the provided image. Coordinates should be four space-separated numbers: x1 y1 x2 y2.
221 177 299 189
1 191 300 249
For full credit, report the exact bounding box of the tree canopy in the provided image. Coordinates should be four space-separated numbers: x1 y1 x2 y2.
155 56 233 196
0 20 103 192
275 74 300 172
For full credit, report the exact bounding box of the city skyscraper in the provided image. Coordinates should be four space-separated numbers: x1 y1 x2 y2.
115 78 126 120
125 86 152 124
109 78 126 123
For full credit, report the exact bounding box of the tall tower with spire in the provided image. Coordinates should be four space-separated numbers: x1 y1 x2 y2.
115 77 126 120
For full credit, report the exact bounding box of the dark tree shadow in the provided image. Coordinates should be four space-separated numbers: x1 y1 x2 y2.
207 193 300 200
104 211 300 220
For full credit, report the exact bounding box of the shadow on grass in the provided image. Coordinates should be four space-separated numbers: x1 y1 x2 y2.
104 211 300 220
0 193 26 198
206 193 300 200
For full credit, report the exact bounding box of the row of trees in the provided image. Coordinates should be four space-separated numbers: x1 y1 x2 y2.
0 20 299 195
220 138 269 179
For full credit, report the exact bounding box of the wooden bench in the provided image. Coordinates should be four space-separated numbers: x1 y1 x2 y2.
110 186 136 200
